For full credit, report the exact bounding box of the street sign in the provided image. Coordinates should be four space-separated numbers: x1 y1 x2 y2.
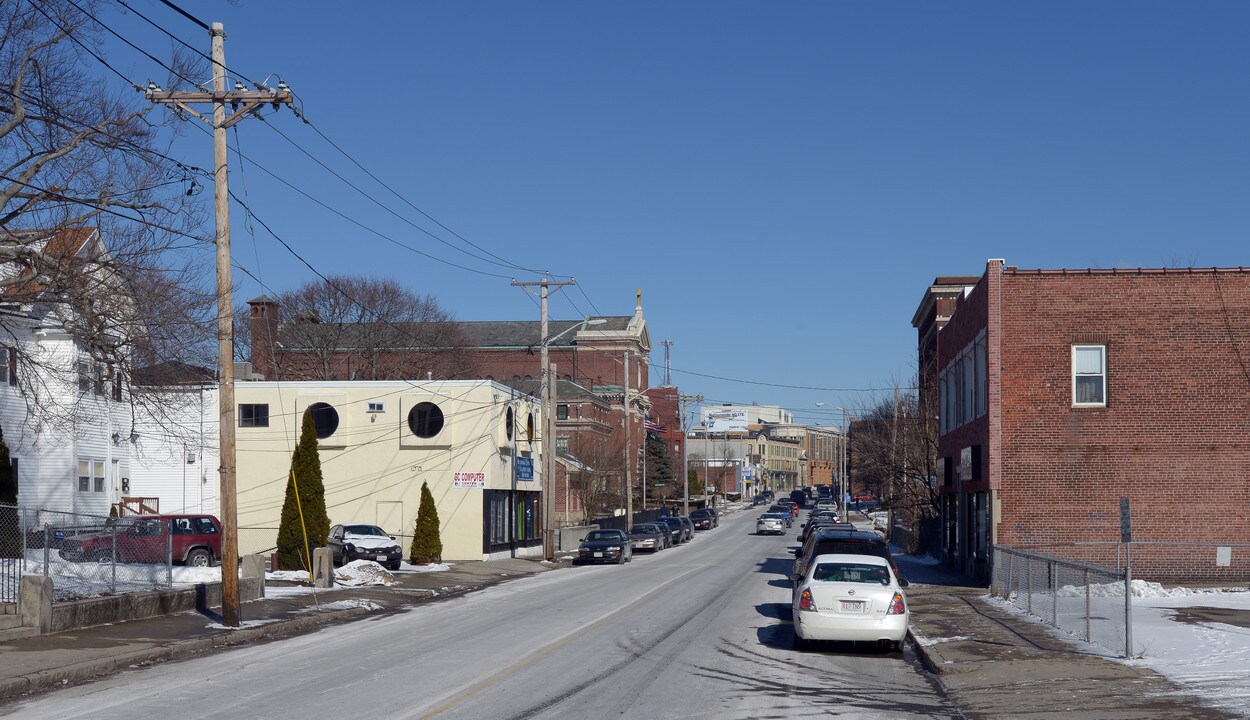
515 457 534 481
1119 497 1131 543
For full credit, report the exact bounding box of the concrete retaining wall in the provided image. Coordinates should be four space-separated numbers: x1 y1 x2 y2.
49 577 263 633
557 525 599 552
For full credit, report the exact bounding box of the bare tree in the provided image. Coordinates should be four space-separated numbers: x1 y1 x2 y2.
848 379 941 552
567 431 624 523
2 0 214 435
259 275 469 381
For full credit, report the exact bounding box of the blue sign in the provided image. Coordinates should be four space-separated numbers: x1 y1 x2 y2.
515 457 534 480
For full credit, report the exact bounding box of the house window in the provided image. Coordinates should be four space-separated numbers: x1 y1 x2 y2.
0 347 15 386
556 404 568 420
239 404 270 427
975 335 987 418
78 359 92 393
408 401 444 439
556 436 569 451
367 401 385 413
111 367 123 402
93 363 105 396
78 459 105 493
308 402 340 439
1072 345 1107 406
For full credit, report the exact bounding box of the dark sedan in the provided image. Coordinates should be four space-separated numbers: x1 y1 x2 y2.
328 524 403 570
656 516 690 544
689 509 715 530
576 529 634 564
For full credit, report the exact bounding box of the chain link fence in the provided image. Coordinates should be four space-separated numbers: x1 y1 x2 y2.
1 503 174 601
992 545 1133 657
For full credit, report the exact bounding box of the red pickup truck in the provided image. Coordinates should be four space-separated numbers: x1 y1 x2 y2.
57 514 222 567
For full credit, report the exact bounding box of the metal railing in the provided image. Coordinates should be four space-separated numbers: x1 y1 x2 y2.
992 545 1133 657
2 503 174 601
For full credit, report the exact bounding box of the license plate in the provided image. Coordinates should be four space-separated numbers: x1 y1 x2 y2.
840 600 865 613
593 552 604 557
376 555 388 562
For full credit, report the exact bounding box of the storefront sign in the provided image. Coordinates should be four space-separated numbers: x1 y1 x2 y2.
515 457 534 481
958 447 973 481
454 472 487 489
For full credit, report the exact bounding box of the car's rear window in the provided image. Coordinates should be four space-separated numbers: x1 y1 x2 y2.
812 541 890 560
586 531 620 541
813 562 891 584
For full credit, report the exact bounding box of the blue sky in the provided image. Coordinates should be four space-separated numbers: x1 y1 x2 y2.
98 1 1250 424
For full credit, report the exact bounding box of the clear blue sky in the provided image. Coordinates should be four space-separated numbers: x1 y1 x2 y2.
99 1 1250 424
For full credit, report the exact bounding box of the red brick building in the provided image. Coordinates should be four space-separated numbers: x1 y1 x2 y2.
933 259 1250 583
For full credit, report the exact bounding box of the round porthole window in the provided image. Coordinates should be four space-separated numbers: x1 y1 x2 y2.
307 402 339 439
408 401 445 439
505 406 514 441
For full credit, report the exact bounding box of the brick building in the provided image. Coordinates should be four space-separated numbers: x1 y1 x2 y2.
932 259 1250 583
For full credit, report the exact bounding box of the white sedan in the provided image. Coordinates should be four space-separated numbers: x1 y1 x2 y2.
756 513 788 535
791 553 909 652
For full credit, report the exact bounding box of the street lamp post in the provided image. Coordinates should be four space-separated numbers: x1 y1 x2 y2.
816 403 852 522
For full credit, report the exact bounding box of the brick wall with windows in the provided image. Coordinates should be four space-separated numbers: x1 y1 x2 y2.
936 263 1250 580
996 268 1250 552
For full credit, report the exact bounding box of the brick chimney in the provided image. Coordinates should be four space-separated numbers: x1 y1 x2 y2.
247 296 279 380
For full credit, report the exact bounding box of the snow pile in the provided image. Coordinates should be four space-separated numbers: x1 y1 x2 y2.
335 560 396 586
1056 579 1242 599
298 598 383 613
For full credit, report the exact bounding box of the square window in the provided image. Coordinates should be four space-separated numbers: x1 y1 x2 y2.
367 401 385 413
556 404 568 420
239 403 270 427
77 460 90 492
1072 345 1107 406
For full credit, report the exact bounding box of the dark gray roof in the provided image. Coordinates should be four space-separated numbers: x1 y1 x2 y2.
273 317 631 351
503 378 608 402
458 317 631 348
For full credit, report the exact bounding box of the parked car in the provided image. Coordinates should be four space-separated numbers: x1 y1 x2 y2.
675 515 696 540
704 507 720 527
689 508 716 530
656 516 690 544
57 514 222 567
800 518 853 542
791 529 898 586
756 512 788 535
629 523 669 552
328 524 403 570
576 529 633 564
792 553 909 652
815 500 839 513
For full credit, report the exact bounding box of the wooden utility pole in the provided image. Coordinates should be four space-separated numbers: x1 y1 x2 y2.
623 350 632 527
512 278 576 561
148 23 291 627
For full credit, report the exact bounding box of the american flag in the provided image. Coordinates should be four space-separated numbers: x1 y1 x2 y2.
644 415 668 433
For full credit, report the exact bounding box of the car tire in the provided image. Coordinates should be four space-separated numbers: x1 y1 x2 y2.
90 549 113 564
185 548 213 567
387 561 401 571
792 632 808 651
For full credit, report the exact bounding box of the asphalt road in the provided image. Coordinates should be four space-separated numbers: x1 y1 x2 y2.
7 509 958 719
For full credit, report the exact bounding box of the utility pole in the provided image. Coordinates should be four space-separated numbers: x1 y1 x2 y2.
660 340 673 386
623 350 632 527
512 278 576 562
148 22 291 628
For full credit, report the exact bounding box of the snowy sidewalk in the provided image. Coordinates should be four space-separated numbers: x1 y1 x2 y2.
901 553 1250 720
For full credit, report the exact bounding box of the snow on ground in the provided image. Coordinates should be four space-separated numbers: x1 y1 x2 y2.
986 581 1250 719
18 551 449 600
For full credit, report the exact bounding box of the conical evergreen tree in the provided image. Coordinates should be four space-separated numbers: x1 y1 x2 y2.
0 426 18 558
275 408 331 570
409 481 442 564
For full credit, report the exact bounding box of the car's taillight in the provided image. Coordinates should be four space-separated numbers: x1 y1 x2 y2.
887 592 906 615
799 589 815 611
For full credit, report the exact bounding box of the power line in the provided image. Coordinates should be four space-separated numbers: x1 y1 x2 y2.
293 112 554 277
156 0 210 32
